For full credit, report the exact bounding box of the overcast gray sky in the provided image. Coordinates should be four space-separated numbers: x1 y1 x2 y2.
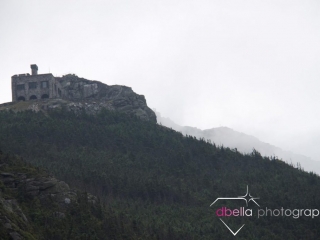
1 0 320 160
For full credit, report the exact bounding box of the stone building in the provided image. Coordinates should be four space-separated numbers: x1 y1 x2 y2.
11 64 63 101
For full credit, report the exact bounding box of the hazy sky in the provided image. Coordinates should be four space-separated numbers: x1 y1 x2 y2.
1 0 320 160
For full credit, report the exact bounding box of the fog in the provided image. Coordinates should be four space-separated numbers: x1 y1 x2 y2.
1 0 320 161
156 111 320 175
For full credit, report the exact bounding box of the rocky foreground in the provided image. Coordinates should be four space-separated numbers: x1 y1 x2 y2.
0 152 97 240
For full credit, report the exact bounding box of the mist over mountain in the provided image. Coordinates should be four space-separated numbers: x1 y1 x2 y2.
156 111 320 175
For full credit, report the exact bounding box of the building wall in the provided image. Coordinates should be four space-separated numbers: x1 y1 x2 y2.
11 73 63 102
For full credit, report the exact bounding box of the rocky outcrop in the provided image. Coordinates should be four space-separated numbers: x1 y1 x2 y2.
56 74 157 122
0 171 80 207
0 160 97 239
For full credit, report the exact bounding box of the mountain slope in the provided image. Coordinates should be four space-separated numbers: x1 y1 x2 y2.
0 108 319 239
156 112 320 175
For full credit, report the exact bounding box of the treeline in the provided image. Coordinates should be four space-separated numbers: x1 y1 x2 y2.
0 109 319 239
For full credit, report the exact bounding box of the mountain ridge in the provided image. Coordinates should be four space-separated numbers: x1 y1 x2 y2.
156 111 320 175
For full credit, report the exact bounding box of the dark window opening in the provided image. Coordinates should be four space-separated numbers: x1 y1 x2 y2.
41 94 49 99
41 81 49 89
17 96 25 101
30 95 37 100
29 82 37 89
16 84 25 90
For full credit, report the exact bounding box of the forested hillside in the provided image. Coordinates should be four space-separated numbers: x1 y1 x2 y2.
0 109 319 239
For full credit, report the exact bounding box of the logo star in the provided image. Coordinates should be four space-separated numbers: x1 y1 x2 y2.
238 185 260 207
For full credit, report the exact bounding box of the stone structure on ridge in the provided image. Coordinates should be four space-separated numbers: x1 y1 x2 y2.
11 64 63 102
9 64 157 122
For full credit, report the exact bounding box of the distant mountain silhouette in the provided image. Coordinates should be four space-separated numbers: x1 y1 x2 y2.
156 111 320 175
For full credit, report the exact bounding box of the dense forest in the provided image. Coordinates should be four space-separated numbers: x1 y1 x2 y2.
0 109 319 239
